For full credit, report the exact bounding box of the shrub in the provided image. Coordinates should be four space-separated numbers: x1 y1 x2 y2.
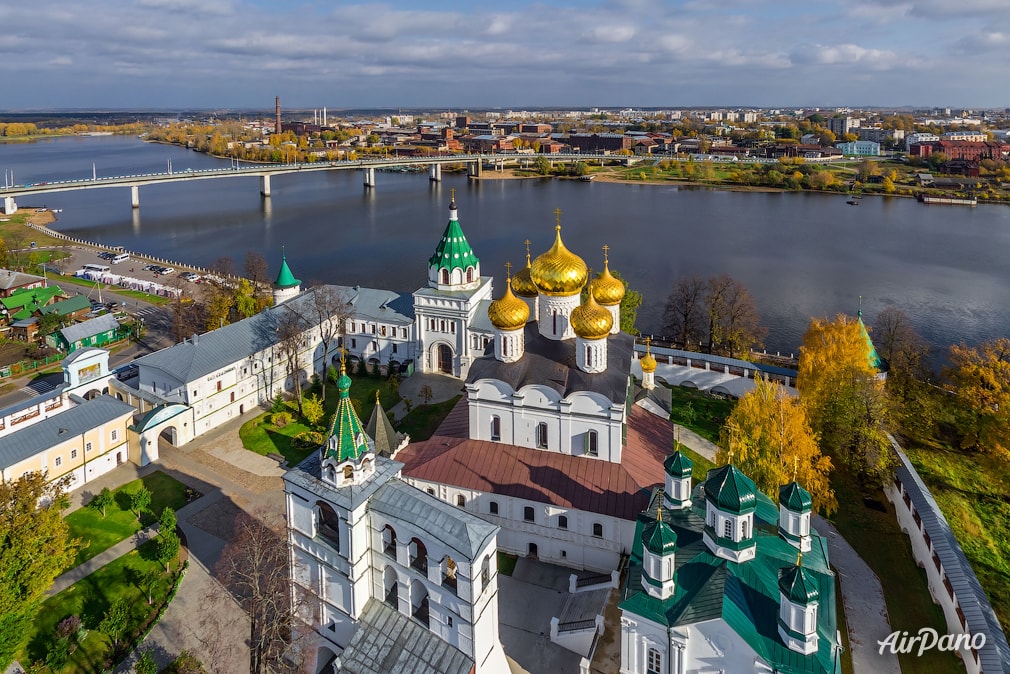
271 411 292 428
293 430 325 449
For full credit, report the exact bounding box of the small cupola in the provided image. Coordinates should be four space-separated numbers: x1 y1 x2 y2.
320 354 376 488
779 481 813 552
777 555 821 655
511 239 539 322
428 190 481 291
640 337 658 390
272 247 302 305
702 464 758 563
572 279 613 374
590 245 624 334
640 502 677 600
663 447 693 510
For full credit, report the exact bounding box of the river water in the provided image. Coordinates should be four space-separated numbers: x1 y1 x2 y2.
4 134 1010 360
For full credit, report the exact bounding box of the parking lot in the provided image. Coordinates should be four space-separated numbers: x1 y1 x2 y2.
62 246 212 295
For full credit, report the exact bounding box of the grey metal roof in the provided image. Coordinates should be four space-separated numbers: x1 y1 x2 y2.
0 269 45 291
341 284 414 324
369 479 499 560
892 440 1010 672
0 395 135 470
645 343 798 379
334 599 473 674
284 453 404 512
135 287 332 384
63 347 107 367
467 324 634 404
0 386 66 419
60 314 120 344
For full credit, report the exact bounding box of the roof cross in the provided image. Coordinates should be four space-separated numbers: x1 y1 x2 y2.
450 187 455 202
602 244 610 264
524 239 532 262
504 261 512 280
553 207 562 230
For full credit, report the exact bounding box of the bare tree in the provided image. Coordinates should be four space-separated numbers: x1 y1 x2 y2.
873 306 929 377
5 230 27 271
706 275 766 358
308 284 352 402
215 512 307 674
275 306 309 412
662 275 706 348
168 276 205 344
245 251 269 286
210 255 235 278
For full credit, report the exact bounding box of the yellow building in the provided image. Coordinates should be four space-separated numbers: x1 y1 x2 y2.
0 395 135 489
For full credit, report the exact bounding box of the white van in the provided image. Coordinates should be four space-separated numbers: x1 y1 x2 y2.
111 253 130 264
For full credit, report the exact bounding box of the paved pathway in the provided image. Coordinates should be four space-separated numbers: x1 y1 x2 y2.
672 423 718 461
812 516 901 674
49 524 160 595
391 372 465 421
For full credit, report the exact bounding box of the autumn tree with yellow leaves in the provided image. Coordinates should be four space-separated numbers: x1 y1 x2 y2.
944 337 1010 456
718 376 837 514
797 314 893 482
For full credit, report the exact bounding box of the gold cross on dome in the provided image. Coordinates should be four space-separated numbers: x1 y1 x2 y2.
602 244 610 264
553 207 562 230
524 239 532 258
450 187 455 202
505 261 512 280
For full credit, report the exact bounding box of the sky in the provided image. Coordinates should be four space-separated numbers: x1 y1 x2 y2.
2 0 1009 110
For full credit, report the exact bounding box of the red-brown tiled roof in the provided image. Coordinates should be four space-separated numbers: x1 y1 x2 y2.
397 400 673 521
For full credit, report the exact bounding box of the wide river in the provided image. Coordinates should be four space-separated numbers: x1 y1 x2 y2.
4 134 1010 361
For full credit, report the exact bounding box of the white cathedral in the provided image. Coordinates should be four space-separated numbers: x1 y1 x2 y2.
277 195 840 673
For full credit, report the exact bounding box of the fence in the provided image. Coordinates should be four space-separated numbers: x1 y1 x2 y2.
0 352 64 379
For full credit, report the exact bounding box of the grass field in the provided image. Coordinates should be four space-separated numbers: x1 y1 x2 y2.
66 472 190 567
829 464 961 674
667 385 737 444
396 395 461 442
904 441 1010 634
19 541 180 673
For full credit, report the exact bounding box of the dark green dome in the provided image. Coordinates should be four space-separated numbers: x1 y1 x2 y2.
780 481 813 513
664 450 693 479
642 513 678 556
704 464 757 514
779 563 820 604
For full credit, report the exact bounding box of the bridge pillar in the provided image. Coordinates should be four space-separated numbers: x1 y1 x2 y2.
131 185 140 209
1 196 16 214
429 163 441 182
468 161 482 179
260 174 271 197
363 167 375 188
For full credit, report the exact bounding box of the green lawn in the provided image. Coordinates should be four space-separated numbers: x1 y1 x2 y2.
497 552 518 577
829 465 961 674
904 442 1010 634
396 395 461 442
667 385 737 444
678 445 716 483
66 472 191 568
19 541 180 673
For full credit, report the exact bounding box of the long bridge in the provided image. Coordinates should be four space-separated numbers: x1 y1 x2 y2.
0 153 639 212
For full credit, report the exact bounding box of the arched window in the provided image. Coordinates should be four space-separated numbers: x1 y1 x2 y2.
381 524 397 557
316 502 341 551
524 506 535 522
586 430 598 456
490 416 501 441
466 267 474 283
647 648 661 674
723 518 732 539
489 500 499 515
457 494 467 507
558 515 568 530
536 422 548 449
326 465 336 483
343 465 354 480
440 268 449 285
552 309 558 335
443 556 458 594
481 555 491 590
409 537 428 574
741 518 749 539
592 522 603 538
586 345 592 365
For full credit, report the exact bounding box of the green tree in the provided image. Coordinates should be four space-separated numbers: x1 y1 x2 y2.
90 486 114 517
534 155 551 175
301 393 325 427
420 384 434 405
99 597 131 648
0 473 78 670
166 650 207 674
136 649 158 674
130 486 152 520
613 270 642 335
234 279 258 319
157 507 180 572
945 337 1010 456
720 377 836 514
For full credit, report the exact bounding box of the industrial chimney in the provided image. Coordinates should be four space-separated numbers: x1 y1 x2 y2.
275 96 281 135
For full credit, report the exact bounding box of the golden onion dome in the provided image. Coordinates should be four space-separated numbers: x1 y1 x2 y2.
592 254 625 306
530 224 588 297
488 275 529 331
640 338 657 373
571 286 614 340
512 247 538 298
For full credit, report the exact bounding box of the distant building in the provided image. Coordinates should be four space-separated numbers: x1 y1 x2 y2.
52 314 122 352
0 269 47 299
836 140 880 157
826 117 860 137
566 133 633 153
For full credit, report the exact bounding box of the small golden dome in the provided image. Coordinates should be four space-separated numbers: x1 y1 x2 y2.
640 338 657 373
571 286 613 340
592 250 625 306
488 269 529 331
512 244 538 298
531 223 588 297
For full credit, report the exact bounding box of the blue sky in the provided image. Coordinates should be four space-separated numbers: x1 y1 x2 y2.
2 0 1008 110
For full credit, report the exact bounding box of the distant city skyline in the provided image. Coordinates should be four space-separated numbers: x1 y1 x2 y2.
2 0 1009 110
